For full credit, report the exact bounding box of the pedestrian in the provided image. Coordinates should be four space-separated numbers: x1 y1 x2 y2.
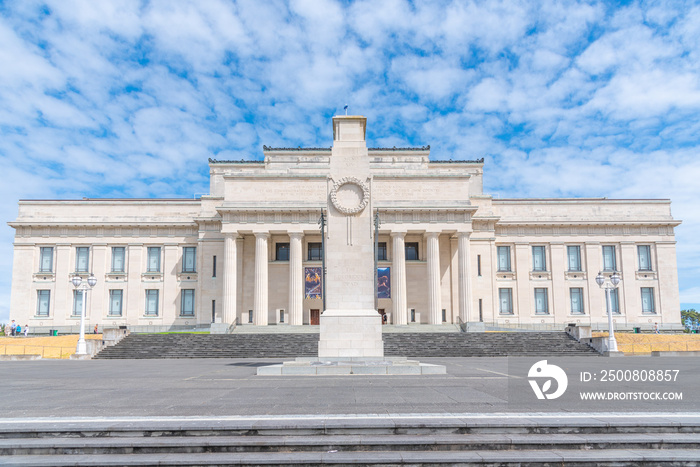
94 324 98 334
24 325 28 337
15 324 21 336
3 324 9 336
654 322 660 334
10 320 16 336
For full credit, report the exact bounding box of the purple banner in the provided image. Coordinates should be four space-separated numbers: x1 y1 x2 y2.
378 267 390 299
305 267 322 299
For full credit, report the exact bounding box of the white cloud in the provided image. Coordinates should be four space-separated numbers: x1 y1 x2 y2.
391 56 475 101
1 1 700 322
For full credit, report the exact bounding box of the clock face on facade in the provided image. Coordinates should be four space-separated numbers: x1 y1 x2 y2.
330 177 370 215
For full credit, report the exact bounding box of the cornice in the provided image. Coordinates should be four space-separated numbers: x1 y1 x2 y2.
368 146 430 151
209 158 264 164
263 146 331 151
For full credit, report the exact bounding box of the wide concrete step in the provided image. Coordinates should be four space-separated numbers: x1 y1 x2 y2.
2 415 698 465
95 332 598 359
3 433 700 455
6 448 700 465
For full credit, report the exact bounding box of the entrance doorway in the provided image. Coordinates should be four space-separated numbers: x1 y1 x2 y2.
378 308 386 325
310 309 320 325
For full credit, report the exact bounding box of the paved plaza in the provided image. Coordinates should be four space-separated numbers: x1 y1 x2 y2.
1 357 698 418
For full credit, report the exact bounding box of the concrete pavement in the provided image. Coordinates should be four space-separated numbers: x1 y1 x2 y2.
1 356 698 418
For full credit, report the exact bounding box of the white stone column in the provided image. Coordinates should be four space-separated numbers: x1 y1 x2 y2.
426 231 442 325
457 231 472 323
253 232 269 326
288 232 304 326
391 232 407 325
222 232 238 325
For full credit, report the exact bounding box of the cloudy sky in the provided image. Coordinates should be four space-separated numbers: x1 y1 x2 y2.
1 0 699 322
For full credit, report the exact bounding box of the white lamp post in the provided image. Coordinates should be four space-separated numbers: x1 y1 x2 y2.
71 273 97 355
596 270 621 352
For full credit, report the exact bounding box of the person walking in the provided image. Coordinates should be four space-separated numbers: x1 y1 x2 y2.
10 320 16 336
24 325 28 337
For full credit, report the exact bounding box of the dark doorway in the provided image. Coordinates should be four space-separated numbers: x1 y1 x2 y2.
310 309 320 325
378 308 386 324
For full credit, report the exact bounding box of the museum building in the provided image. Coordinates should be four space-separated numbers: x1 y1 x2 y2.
8 116 682 332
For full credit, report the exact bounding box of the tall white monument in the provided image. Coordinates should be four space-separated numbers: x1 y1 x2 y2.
317 115 384 358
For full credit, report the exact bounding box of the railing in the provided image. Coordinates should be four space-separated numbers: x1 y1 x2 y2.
1 344 74 359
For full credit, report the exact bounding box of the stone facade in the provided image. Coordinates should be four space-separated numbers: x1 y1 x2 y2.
8 116 682 333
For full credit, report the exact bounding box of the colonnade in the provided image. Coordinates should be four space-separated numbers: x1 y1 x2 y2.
221 229 473 326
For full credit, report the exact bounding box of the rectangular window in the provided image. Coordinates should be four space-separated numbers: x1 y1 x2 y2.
405 242 419 261
307 242 323 261
147 247 161 273
145 290 159 316
72 290 84 316
109 290 123 316
36 290 50 317
276 243 290 261
497 246 511 272
39 247 53 273
477 255 482 276
602 245 616 271
442 309 446 323
499 288 513 314
248 310 253 323
606 288 620 314
182 247 196 272
535 288 549 314
570 288 584 314
212 256 217 278
532 246 546 271
410 309 416 322
638 245 652 271
567 246 581 272
641 288 655 314
377 242 387 261
111 247 125 273
75 247 89 272
181 289 195 316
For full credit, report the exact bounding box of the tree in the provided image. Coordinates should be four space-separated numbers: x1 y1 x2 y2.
681 309 700 332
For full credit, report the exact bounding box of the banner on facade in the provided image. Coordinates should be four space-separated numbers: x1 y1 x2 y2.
305 267 322 299
378 267 391 299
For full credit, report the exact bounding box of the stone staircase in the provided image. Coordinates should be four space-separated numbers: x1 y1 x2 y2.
2 415 699 465
95 332 597 359
384 332 598 357
95 333 320 359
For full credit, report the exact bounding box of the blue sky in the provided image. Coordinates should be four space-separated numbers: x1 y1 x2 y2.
1 0 699 322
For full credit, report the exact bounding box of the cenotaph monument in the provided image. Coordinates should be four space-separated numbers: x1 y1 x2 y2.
318 115 383 358
257 115 445 375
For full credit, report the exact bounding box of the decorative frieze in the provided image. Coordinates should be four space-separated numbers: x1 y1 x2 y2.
14 224 197 238
564 271 587 281
495 224 676 237
635 271 658 281
379 210 472 224
529 271 552 281
473 219 496 232
220 210 321 225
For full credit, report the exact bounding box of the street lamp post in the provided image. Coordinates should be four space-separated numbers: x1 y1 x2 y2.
596 270 621 352
71 273 97 355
